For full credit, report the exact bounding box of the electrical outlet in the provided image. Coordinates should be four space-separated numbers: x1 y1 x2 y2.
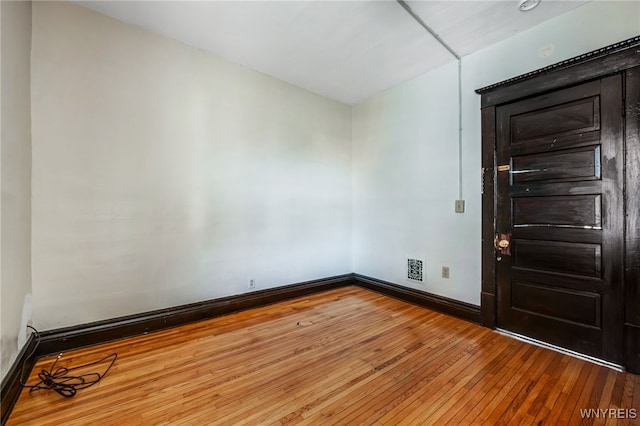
249 278 256 290
455 200 465 213
442 267 450 279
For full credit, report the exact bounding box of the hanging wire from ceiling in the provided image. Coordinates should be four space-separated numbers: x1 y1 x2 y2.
396 0 464 201
395 1 460 61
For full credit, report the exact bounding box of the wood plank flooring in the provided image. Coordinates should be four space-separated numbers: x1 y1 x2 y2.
7 286 640 425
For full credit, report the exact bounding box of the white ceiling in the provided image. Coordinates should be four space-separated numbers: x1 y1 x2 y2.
76 1 589 105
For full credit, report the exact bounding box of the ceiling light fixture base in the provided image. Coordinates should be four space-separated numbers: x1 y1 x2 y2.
519 0 541 12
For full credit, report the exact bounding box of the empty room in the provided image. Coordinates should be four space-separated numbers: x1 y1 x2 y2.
1 0 640 424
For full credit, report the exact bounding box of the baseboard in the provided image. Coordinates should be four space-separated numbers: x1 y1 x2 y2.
354 274 481 324
35 274 355 357
1 272 482 425
0 274 353 425
22 274 480 357
16 274 481 359
1 334 37 426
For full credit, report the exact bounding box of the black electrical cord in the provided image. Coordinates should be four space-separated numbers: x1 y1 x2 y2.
19 326 118 398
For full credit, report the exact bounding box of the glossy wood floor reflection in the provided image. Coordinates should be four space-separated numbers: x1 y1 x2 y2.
8 287 639 425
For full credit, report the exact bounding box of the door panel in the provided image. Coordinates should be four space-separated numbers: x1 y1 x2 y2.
512 195 601 227
512 239 601 277
511 96 600 141
495 75 624 364
511 282 601 327
511 131 601 156
512 145 601 184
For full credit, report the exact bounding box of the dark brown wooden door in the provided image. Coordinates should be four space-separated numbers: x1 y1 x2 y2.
495 75 624 364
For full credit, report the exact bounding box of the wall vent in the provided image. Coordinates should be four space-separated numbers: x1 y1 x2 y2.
407 259 423 282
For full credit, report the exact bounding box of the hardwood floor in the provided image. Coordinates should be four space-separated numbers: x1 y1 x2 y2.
8 287 639 425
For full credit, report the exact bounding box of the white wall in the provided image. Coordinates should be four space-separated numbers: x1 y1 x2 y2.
353 1 640 305
20 0 640 334
31 1 352 330
1 0 32 381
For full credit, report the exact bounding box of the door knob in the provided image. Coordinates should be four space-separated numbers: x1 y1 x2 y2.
497 239 510 249
494 233 512 255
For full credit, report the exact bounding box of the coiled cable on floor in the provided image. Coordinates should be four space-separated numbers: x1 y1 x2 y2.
20 326 118 398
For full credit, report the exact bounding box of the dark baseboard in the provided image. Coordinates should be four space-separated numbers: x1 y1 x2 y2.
35 274 355 357
1 334 37 426
0 275 352 425
29 273 481 357
1 272 483 425
34 274 480 358
354 274 481 324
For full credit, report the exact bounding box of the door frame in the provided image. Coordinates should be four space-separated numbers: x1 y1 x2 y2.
476 35 640 373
